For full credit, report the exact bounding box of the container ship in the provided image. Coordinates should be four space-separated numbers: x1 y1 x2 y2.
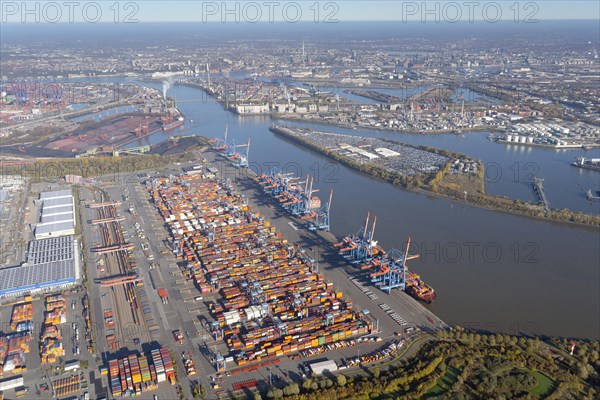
355 250 436 303
572 157 600 172
405 270 436 303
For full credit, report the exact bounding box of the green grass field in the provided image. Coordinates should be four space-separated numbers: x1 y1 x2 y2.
528 370 555 398
428 365 461 396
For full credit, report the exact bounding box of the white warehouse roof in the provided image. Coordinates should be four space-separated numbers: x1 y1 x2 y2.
36 190 76 239
41 213 74 224
40 189 72 200
42 205 74 216
309 359 338 375
35 220 75 239
42 196 73 209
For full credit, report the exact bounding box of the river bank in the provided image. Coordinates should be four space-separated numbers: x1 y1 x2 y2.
271 126 600 229
272 114 502 135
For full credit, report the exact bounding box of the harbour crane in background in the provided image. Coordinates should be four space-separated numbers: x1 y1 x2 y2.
310 189 333 231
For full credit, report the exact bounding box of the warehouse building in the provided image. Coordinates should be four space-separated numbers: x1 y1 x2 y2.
64 359 81 372
34 190 76 239
0 375 24 391
309 359 338 375
0 236 80 299
35 221 76 239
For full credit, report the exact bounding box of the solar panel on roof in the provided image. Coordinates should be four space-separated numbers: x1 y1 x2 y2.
0 237 80 297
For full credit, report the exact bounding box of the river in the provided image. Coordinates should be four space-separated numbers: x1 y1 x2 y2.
69 77 600 339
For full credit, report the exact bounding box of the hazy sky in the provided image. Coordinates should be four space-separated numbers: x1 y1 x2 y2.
1 1 598 23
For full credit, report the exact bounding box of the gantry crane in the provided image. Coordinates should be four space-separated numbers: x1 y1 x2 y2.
309 189 333 231
233 137 250 168
335 212 377 264
370 237 420 294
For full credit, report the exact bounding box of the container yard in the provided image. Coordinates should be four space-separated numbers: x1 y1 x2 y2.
40 294 66 364
107 347 176 397
71 150 447 398
146 173 375 371
9 301 34 331
0 298 34 376
0 332 32 376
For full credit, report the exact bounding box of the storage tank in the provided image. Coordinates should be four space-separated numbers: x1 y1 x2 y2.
506 134 513 142
527 137 534 143
520 136 527 143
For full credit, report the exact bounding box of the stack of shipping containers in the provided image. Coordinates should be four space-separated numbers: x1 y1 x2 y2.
107 348 174 397
40 295 66 364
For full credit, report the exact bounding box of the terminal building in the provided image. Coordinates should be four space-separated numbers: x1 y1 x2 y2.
34 190 76 239
0 235 81 299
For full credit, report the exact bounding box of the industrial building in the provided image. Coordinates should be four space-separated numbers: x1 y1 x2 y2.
64 359 81 372
0 236 80 299
309 359 338 375
0 375 24 391
34 190 76 239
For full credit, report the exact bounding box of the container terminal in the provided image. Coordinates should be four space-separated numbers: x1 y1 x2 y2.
147 174 375 371
0 146 449 400
256 169 332 231
335 213 437 303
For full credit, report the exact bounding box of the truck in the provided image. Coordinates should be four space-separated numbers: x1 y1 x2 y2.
158 288 169 304
182 352 197 376
172 330 185 344
104 310 115 328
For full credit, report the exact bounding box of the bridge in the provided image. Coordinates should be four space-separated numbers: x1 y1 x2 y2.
533 177 551 213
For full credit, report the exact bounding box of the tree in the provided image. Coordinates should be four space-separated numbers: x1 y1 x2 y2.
576 363 589 380
336 374 347 386
266 388 283 399
283 383 300 396
302 379 313 391
373 367 380 379
253 392 263 400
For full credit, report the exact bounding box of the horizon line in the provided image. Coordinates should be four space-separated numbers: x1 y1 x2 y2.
2 18 599 24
